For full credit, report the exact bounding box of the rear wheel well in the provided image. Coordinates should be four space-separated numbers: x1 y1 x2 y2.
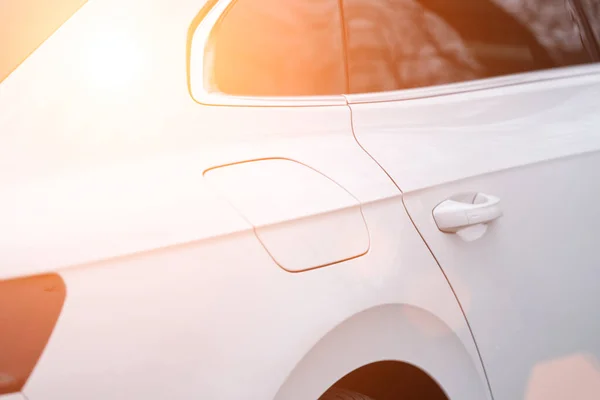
320 360 449 400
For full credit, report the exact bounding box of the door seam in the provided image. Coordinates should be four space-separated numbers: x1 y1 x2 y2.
345 103 496 400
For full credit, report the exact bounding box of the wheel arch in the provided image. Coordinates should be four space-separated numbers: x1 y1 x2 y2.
273 303 491 400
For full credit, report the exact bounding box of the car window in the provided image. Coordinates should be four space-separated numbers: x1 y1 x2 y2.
342 0 595 94
0 0 87 84
204 0 346 97
580 0 600 45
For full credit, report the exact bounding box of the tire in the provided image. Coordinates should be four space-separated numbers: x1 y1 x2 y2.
318 387 375 400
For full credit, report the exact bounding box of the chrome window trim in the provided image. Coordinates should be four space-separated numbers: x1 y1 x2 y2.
189 0 348 107
343 63 600 104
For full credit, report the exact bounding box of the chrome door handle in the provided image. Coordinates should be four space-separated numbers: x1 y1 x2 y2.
433 193 502 233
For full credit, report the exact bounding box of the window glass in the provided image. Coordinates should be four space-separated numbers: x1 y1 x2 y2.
205 0 346 97
580 0 600 45
0 0 87 84
343 0 594 94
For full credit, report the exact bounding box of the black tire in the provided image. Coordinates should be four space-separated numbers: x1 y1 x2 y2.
318 387 375 400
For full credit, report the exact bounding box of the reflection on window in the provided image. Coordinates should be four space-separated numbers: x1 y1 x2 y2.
580 0 600 45
206 0 346 97
343 0 594 94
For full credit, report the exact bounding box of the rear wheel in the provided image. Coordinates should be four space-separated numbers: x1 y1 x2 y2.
318 361 449 400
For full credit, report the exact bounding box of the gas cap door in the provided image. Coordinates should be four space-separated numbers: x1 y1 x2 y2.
204 159 370 272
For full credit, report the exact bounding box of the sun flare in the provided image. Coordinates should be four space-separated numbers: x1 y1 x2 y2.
79 29 144 93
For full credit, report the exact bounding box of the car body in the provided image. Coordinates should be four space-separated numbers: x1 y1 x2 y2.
1 0 600 399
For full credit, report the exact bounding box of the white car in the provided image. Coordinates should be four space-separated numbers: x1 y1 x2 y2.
1 0 600 399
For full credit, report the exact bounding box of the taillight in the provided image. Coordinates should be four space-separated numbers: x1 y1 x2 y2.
0 273 66 395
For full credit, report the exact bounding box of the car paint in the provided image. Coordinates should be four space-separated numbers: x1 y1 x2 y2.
0 0 489 399
204 159 371 272
348 64 600 399
1 0 597 399
0 393 26 400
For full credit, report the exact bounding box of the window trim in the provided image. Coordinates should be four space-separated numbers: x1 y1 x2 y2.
343 62 600 104
187 0 600 107
187 0 348 107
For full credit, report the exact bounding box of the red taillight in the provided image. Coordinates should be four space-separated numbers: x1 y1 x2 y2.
0 273 66 395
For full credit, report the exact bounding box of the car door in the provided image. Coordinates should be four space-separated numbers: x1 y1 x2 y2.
343 0 600 399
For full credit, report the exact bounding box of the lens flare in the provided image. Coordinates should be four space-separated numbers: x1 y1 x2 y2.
79 29 144 94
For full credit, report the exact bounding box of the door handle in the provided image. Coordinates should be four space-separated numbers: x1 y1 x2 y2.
433 193 502 233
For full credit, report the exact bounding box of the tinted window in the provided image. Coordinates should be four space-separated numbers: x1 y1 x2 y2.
343 0 594 94
0 0 87 84
205 0 346 97
581 0 600 45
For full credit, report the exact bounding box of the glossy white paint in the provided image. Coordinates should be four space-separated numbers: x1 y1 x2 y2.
0 0 488 399
432 192 503 234
204 159 369 271
23 197 490 400
255 207 368 271
349 66 600 400
0 157 251 280
274 302 486 400
0 393 25 400
347 67 600 191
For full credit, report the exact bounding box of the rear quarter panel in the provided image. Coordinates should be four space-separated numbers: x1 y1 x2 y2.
0 0 489 398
